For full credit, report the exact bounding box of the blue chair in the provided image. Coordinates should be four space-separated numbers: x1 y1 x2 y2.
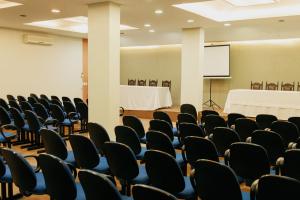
87 122 111 155
144 150 196 200
103 142 149 196
38 153 85 200
1 148 46 197
123 116 147 144
0 106 16 148
276 149 300 181
180 104 198 123
153 111 178 136
192 159 250 200
9 107 30 145
271 120 299 148
69 134 110 174
79 169 132 200
235 118 258 142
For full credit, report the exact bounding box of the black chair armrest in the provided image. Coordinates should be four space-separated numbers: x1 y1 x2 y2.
275 157 284 175
24 155 40 172
246 137 252 143
208 134 213 140
224 149 230 166
288 142 296 149
250 179 259 200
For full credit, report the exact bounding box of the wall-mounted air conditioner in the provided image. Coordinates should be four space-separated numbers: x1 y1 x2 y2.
23 34 53 45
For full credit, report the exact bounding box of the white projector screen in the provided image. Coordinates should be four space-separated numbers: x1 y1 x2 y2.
204 45 230 77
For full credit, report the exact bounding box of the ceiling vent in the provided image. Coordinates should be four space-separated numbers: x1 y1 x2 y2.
23 34 53 45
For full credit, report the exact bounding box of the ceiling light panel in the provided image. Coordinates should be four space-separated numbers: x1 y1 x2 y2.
25 16 138 33
225 0 276 7
0 0 22 9
173 0 300 22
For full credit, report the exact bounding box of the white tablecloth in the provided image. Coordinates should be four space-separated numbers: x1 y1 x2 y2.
120 85 172 110
224 89 300 120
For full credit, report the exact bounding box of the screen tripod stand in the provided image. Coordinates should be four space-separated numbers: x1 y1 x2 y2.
203 79 222 110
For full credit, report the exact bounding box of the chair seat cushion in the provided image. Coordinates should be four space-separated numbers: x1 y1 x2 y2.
131 165 149 184
0 132 15 142
177 176 196 199
65 151 77 167
32 172 47 194
22 124 30 132
172 127 179 136
242 191 250 200
0 165 12 183
93 156 110 174
140 135 147 144
172 137 181 149
61 119 73 126
75 183 86 200
136 147 147 160
121 195 133 200
175 153 185 167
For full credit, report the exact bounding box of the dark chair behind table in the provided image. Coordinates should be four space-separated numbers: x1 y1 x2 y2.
250 81 263 90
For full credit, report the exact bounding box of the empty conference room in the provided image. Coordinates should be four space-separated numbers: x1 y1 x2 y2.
1 0 300 199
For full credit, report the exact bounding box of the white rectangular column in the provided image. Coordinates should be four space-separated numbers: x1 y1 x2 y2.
180 28 204 111
88 2 120 140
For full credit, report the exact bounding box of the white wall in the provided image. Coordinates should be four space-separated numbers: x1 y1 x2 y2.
0 28 82 100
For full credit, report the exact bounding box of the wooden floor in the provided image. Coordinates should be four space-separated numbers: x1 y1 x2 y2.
7 106 249 199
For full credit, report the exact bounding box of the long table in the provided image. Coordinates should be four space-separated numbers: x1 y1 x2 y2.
224 89 300 120
120 85 172 110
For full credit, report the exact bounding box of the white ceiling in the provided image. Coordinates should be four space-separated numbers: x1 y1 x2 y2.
1 0 300 46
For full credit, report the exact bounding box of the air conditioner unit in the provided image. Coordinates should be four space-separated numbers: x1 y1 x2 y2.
23 34 53 45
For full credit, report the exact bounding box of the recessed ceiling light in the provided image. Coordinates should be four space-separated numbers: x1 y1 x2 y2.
149 29 155 33
0 0 22 9
224 23 231 26
154 9 163 14
144 24 151 27
51 9 61 13
187 19 195 23
225 0 276 7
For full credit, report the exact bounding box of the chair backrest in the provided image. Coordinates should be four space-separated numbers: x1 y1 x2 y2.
149 79 158 87
103 142 139 180
227 113 246 127
74 98 84 107
203 114 226 135
40 94 50 101
180 104 198 121
265 82 279 90
279 149 300 181
40 129 68 160
200 110 219 124
250 130 285 165
146 130 176 158
128 79 136 85
235 118 258 142
184 136 219 167
0 106 12 125
40 98 50 111
39 153 78 200
288 117 300 133
162 80 171 90
193 159 243 200
28 96 38 106
20 101 34 112
250 175 300 200
87 122 110 154
149 119 174 141
9 100 22 113
271 120 299 148
50 104 65 122
6 95 16 102
281 82 295 91
10 107 25 129
256 114 278 130
76 102 88 120
137 79 147 86
178 123 205 141
24 110 41 132
251 81 263 90
115 125 142 155
17 95 26 103
1 148 37 192
51 99 64 110
132 184 178 200
144 150 185 194
51 95 61 102
34 103 49 120
153 111 173 128
63 101 77 115
69 134 100 169
177 113 197 125
79 169 123 200
62 96 71 102
210 127 241 156
123 115 146 139
0 98 10 111
225 142 270 184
